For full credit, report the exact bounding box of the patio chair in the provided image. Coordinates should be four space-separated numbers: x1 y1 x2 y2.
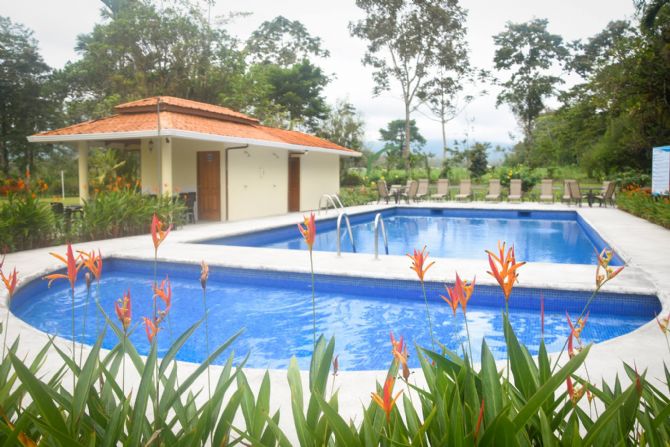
401 180 419 203
539 179 554 202
485 179 501 201
508 179 523 202
431 179 450 201
179 192 197 223
415 179 429 201
377 180 390 204
454 179 472 201
593 181 616 207
562 180 575 203
568 180 584 206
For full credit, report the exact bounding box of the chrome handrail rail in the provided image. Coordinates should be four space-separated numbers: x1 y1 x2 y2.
331 193 344 209
318 194 342 215
336 212 356 256
373 213 389 259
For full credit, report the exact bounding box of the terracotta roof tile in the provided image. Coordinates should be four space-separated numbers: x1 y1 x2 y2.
115 96 259 124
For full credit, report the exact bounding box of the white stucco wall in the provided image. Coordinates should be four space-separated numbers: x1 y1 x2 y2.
299 152 340 211
140 138 160 194
227 146 288 221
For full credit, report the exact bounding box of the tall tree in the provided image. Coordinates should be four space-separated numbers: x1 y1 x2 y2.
0 17 55 174
316 99 365 150
493 18 569 161
245 15 330 67
350 0 469 170
378 119 426 171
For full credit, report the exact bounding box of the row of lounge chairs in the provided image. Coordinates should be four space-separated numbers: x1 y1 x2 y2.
377 179 616 206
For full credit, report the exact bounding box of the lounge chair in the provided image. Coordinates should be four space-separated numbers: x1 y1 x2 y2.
539 179 554 202
562 180 575 203
415 179 429 201
401 180 419 203
377 180 390 204
454 179 472 201
485 179 501 201
508 179 522 202
568 180 584 206
593 181 616 207
431 179 449 201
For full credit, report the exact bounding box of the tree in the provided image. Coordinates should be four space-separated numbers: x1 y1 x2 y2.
350 0 469 170
0 17 56 174
466 142 489 178
316 99 365 150
245 16 329 67
378 119 426 171
493 19 569 160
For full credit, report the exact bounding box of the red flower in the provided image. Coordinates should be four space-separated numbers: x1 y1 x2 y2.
474 399 485 442
371 376 402 422
153 276 172 318
143 317 159 343
298 213 316 250
407 246 435 282
151 214 172 252
486 241 525 302
114 290 132 331
43 244 81 291
1 267 19 298
78 249 103 282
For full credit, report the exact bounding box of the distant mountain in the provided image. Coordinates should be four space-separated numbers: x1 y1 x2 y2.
364 139 512 164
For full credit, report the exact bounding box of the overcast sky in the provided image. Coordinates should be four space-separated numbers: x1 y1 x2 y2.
4 0 637 150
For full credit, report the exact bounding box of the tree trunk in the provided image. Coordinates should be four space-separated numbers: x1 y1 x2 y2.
404 102 411 176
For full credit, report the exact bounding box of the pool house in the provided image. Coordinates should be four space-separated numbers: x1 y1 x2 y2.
28 96 360 221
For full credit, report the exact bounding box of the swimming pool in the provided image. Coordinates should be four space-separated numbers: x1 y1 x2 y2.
12 259 656 370
202 208 622 265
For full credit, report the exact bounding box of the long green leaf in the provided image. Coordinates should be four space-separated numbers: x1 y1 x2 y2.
582 384 638 446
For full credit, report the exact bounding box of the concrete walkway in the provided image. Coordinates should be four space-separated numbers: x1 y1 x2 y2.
1 201 669 440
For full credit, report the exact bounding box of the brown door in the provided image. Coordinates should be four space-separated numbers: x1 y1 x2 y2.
288 156 300 212
197 151 221 220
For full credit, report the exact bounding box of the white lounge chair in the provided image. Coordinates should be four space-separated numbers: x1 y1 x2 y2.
539 179 554 202
508 179 522 202
485 179 501 201
431 179 449 201
454 179 472 201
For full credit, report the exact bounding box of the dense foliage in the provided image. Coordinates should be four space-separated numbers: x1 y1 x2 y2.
617 187 670 228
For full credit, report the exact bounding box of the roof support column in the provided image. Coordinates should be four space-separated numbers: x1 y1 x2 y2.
160 137 173 196
77 141 89 204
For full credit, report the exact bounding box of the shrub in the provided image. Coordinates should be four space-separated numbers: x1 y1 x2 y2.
499 165 542 192
340 170 367 187
614 169 651 189
617 187 670 229
339 185 377 206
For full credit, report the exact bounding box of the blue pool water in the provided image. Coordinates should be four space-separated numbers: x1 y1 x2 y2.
203 208 623 265
12 259 657 370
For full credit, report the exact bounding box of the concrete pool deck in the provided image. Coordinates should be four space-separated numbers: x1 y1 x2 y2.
2 201 669 438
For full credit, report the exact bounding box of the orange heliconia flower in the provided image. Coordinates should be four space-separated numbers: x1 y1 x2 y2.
390 331 404 355
566 376 586 405
566 311 589 359
200 260 209 290
407 246 435 282
143 317 159 343
154 276 172 318
78 249 103 282
390 333 411 382
474 400 485 442
595 248 624 288
44 244 81 291
1 267 19 298
114 290 132 331
441 273 475 315
371 376 402 422
486 242 525 302
440 287 460 315
151 213 172 252
298 213 316 250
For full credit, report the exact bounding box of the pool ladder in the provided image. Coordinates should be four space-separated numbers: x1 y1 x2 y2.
318 193 344 215
336 212 356 256
373 213 389 259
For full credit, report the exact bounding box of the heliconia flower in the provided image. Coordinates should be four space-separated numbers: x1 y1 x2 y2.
407 246 435 282
78 249 103 281
634 363 643 396
151 213 172 252
656 312 670 334
441 282 461 315
143 317 159 343
474 399 485 442
486 241 526 302
390 331 405 356
371 376 402 422
154 276 172 317
297 213 316 251
1 267 19 298
114 290 132 331
595 248 624 288
393 344 411 381
43 244 81 291
566 311 589 358
332 355 339 376
200 260 209 290
566 376 585 405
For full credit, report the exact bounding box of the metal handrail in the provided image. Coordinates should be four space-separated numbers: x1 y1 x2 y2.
336 212 356 256
331 193 344 209
318 194 341 215
373 213 389 259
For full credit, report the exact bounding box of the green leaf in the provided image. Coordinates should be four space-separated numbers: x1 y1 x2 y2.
287 356 314 447
72 328 105 425
127 339 158 446
480 339 503 425
314 392 360 447
582 384 638 447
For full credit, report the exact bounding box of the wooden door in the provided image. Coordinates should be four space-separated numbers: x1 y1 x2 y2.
288 156 300 212
197 151 221 220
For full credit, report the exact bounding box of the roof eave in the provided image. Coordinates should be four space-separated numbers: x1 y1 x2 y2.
27 129 362 157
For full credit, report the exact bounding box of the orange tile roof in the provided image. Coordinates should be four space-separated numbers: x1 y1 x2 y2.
30 97 359 155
